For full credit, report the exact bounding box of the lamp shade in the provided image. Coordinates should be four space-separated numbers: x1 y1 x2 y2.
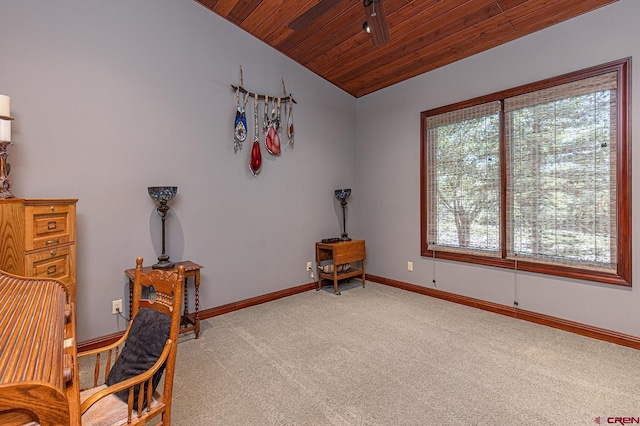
148 186 177 204
335 188 351 201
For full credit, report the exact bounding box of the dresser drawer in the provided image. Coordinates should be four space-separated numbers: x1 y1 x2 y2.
25 246 74 284
25 204 74 251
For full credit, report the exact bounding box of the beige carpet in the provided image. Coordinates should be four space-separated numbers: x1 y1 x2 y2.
164 281 640 425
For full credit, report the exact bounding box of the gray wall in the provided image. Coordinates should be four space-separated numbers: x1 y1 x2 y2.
2 0 638 342
356 0 640 337
0 0 357 341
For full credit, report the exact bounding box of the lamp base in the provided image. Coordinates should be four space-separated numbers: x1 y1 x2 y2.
153 255 175 270
0 141 14 199
0 187 14 199
340 233 351 241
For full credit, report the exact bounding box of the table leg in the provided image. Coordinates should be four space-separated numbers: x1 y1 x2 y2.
194 270 200 338
128 281 133 317
183 280 189 318
333 270 340 295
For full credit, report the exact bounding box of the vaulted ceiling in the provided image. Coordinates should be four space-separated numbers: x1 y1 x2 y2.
196 0 618 98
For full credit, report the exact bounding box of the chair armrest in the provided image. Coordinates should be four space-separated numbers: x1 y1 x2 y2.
77 327 132 388
80 339 173 416
77 328 131 359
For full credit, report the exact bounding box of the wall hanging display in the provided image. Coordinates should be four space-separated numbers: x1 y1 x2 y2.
230 68 296 176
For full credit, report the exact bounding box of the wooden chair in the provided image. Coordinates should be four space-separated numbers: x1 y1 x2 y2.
78 257 184 426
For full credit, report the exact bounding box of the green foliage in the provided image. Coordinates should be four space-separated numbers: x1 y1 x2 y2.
509 91 613 264
434 113 500 249
429 90 615 266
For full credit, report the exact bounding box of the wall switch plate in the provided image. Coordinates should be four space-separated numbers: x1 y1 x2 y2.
112 299 123 315
407 261 413 272
307 262 313 271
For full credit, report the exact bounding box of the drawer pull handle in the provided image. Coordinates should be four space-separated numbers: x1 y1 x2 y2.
47 221 57 230
45 239 60 245
50 206 55 211
47 265 57 275
50 250 56 256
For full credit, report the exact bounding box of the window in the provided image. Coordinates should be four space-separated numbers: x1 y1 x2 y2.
424 101 501 256
420 58 631 286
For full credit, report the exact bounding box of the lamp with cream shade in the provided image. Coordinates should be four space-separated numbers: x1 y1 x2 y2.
0 94 14 199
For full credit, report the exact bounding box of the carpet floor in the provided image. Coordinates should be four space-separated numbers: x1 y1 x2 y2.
163 281 640 425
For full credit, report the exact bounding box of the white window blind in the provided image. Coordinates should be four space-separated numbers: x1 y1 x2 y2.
425 101 501 255
505 72 617 272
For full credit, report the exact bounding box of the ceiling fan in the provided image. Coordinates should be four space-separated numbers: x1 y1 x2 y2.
288 0 390 46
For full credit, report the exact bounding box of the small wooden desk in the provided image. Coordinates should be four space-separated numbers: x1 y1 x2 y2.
0 273 80 426
316 240 366 295
125 260 203 339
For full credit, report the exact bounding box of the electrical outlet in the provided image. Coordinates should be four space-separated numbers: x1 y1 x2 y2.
112 299 123 315
306 262 313 271
407 261 413 272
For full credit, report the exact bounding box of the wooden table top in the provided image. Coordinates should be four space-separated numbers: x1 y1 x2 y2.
125 260 203 279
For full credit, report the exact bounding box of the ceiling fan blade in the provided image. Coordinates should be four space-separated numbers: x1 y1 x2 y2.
288 0 343 31
364 0 390 45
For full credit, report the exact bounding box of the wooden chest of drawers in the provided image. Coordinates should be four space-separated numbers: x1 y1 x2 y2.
0 198 78 303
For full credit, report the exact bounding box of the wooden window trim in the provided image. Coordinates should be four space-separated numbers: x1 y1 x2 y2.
420 58 631 286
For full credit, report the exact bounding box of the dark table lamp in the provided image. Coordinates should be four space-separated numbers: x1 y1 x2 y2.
148 186 177 269
335 188 351 241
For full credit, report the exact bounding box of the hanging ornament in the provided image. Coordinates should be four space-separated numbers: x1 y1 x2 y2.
249 94 262 175
233 88 248 152
274 97 281 135
264 96 281 155
287 94 294 148
233 66 249 153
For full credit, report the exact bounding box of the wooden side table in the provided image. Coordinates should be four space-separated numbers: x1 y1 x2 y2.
125 260 203 339
316 240 366 295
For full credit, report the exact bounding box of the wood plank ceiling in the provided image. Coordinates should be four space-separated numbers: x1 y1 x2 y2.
196 0 618 98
